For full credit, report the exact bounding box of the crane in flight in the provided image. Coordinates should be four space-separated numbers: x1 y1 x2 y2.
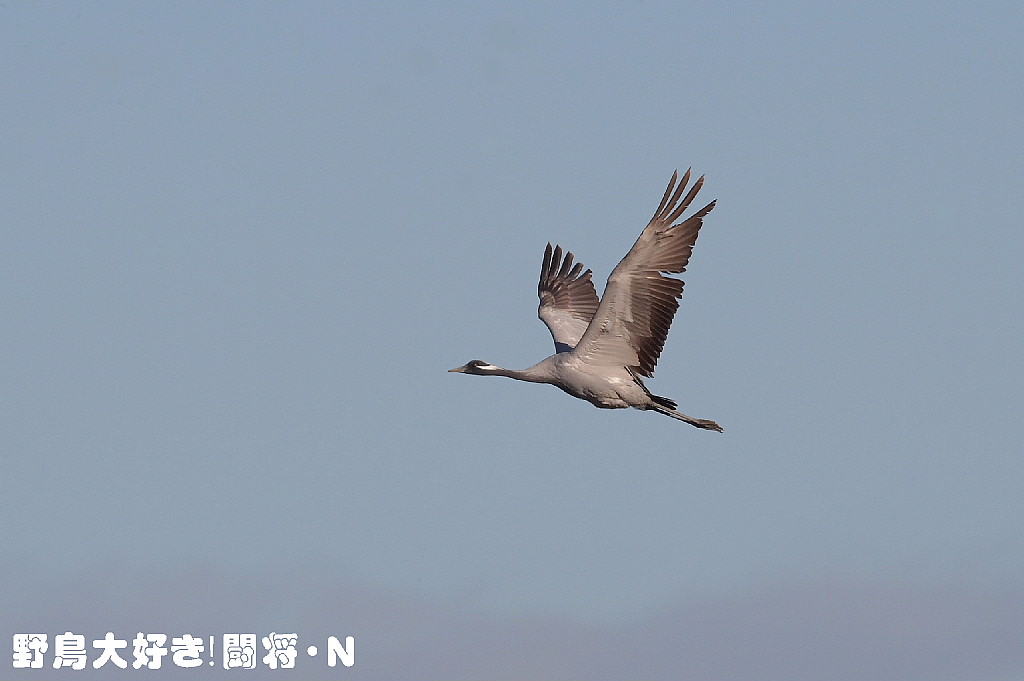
450 169 723 431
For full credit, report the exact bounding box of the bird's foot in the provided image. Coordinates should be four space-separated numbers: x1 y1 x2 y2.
694 418 724 432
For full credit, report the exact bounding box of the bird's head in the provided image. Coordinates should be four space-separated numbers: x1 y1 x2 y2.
448 359 502 375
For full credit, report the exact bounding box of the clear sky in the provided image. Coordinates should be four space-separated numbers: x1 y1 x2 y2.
2 2 1022 679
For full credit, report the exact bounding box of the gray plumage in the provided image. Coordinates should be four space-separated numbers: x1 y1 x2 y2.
450 169 722 431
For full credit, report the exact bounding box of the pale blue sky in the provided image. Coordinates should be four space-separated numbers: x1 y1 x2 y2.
3 2 1022 678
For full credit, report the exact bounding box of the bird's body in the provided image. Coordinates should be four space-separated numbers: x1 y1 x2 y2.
471 354 647 408
450 169 723 431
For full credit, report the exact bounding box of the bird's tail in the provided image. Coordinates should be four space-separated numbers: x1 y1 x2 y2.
650 394 723 432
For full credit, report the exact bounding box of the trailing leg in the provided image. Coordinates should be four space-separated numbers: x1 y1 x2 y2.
651 405 724 431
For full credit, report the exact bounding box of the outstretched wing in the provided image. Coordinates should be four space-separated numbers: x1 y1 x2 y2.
537 243 600 353
572 169 715 377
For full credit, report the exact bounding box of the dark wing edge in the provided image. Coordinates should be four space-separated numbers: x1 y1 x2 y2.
537 243 600 352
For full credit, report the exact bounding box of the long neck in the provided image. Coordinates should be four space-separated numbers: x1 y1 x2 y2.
482 365 550 383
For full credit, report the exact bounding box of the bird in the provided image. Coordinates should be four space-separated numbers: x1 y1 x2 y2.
449 169 723 431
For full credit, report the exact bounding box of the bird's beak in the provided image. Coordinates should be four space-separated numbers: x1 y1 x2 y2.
448 366 466 373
